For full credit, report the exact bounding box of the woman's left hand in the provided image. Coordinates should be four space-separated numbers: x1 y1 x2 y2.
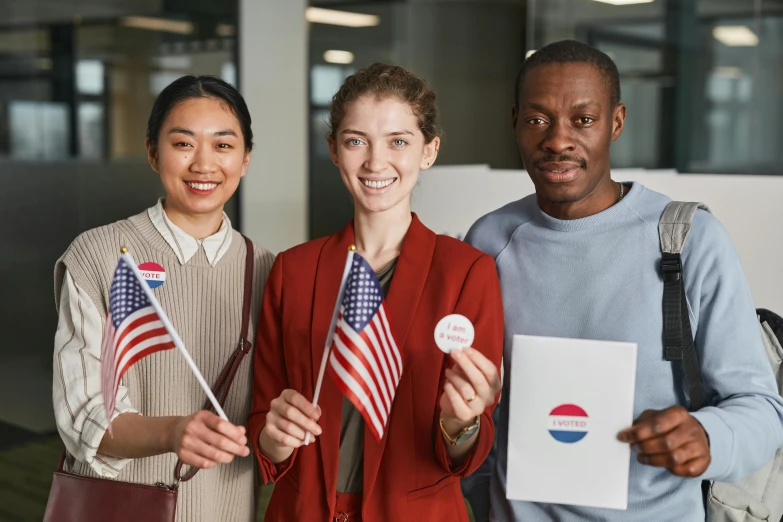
439 347 501 435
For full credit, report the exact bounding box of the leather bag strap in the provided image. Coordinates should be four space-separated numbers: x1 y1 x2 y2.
174 235 255 484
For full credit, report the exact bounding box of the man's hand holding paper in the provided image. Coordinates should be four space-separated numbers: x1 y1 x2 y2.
618 405 711 477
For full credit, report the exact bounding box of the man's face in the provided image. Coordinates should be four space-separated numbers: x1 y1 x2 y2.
513 62 625 207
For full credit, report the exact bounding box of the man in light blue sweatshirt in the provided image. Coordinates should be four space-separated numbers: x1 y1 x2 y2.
463 40 783 521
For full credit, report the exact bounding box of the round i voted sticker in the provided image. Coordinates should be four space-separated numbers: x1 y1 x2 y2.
137 262 166 289
434 314 475 353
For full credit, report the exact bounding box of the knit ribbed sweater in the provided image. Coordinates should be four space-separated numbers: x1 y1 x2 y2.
54 210 275 522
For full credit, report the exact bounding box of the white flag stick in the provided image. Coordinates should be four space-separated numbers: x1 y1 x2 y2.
122 252 228 421
305 248 355 444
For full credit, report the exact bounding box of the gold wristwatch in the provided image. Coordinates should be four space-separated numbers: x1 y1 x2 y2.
440 416 480 446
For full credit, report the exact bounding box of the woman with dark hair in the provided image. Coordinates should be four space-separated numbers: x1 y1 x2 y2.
52 75 274 522
248 63 504 521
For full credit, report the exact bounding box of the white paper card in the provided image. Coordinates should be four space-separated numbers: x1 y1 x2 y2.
506 335 638 510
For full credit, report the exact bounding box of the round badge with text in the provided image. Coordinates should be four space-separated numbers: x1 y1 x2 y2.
434 314 475 353
137 262 166 289
548 404 590 443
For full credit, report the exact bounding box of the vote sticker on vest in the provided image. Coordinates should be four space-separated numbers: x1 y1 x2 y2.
434 314 475 353
137 262 166 289
548 404 590 443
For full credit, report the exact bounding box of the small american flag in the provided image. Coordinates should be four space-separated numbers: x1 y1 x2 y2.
327 253 402 442
101 256 175 430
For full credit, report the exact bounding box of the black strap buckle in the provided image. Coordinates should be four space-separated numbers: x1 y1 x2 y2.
660 253 682 282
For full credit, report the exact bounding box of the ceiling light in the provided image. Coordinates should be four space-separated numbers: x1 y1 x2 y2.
591 0 655 4
713 26 759 47
305 7 380 27
324 50 354 64
525 50 536 59
713 66 743 79
121 16 193 35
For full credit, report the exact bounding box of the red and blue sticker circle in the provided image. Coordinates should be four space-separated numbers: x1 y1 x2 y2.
137 262 166 289
548 404 589 443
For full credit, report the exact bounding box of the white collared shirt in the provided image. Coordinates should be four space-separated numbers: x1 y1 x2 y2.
53 201 234 477
147 198 233 267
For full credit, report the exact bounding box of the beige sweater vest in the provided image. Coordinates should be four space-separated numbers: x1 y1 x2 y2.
55 210 274 522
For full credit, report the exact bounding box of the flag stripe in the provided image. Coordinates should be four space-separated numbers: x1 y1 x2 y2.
114 322 170 372
114 324 168 369
333 331 388 422
328 353 384 441
113 310 160 354
378 305 402 373
365 318 396 393
370 315 399 383
338 327 392 413
114 333 176 382
116 341 176 385
329 347 385 429
338 315 392 410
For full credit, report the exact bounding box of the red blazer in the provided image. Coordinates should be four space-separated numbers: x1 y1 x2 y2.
248 214 504 521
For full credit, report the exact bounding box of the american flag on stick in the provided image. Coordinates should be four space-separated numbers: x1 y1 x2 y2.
101 249 227 434
309 249 402 443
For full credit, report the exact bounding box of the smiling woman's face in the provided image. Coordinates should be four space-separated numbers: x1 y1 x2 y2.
147 96 250 219
329 95 439 216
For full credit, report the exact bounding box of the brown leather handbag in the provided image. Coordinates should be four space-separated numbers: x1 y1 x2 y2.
42 236 256 522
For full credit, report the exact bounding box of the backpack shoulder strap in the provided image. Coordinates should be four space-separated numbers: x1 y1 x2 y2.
658 201 710 254
659 201 710 411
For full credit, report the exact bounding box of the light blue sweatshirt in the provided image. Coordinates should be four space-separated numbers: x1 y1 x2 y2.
464 182 783 522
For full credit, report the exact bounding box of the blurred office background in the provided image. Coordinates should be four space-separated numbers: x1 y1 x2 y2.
0 0 781 520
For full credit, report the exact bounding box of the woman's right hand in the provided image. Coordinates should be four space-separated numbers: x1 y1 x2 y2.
258 389 322 464
168 410 250 469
